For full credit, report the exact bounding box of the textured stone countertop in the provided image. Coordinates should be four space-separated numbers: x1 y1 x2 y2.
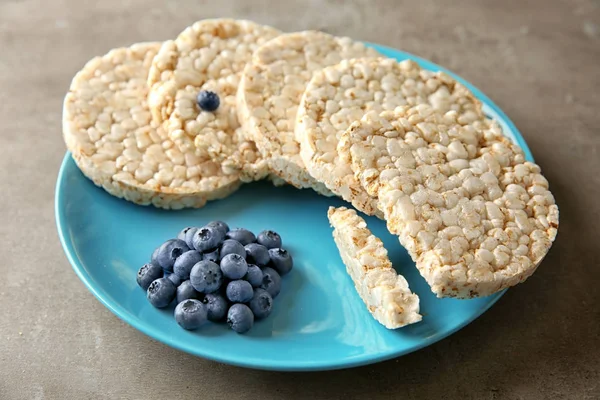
1 0 598 399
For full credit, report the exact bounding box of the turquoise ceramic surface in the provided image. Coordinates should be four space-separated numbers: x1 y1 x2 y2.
55 44 534 371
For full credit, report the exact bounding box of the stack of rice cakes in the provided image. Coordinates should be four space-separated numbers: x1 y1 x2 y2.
62 19 559 329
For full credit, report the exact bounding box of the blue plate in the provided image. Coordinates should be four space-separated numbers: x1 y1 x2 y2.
55 44 534 371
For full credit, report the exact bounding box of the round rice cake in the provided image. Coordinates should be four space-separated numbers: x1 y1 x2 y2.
63 43 265 210
295 57 483 216
236 31 380 195
146 19 281 160
339 105 559 298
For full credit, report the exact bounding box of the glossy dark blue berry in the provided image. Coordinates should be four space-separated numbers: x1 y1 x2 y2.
202 248 220 263
176 280 201 304
190 260 223 294
166 272 182 287
206 220 229 237
226 228 256 246
245 243 270 266
147 278 176 308
137 263 163 290
192 226 225 252
227 304 254 334
256 230 282 249
226 280 254 303
268 248 293 275
260 267 282 298
249 288 273 319
244 264 263 287
157 239 190 273
173 250 203 280
220 253 248 280
219 239 246 260
202 293 228 322
174 299 207 330
196 90 220 112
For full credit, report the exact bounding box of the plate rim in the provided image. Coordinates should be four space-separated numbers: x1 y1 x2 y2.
55 42 533 371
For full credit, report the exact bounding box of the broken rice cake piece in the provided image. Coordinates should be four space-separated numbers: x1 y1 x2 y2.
339 105 559 298
328 206 421 329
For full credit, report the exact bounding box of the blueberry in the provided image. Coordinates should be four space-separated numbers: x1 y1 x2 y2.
173 250 203 280
244 264 263 287
206 220 229 236
137 263 163 290
150 244 163 268
226 228 256 246
147 278 176 308
192 226 225 252
220 254 248 280
268 248 293 275
257 230 282 249
196 90 220 112
176 280 201 304
260 267 282 298
177 227 195 242
190 260 223 294
249 288 273 319
174 299 207 330
157 239 190 272
219 239 246 260
166 272 182 287
227 304 254 334
226 280 254 303
183 227 199 249
245 243 270 266
202 248 220 263
202 293 229 322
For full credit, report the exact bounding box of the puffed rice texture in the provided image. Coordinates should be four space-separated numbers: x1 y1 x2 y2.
339 105 559 298
62 42 261 209
328 206 421 329
147 19 281 162
237 30 380 195
295 57 482 217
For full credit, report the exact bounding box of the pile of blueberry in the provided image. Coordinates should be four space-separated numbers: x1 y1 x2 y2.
136 221 293 333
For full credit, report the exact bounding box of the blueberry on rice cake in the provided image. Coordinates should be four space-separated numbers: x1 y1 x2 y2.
63 43 265 209
146 19 281 168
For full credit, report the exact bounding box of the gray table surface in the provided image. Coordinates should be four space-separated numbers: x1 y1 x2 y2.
1 0 599 399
